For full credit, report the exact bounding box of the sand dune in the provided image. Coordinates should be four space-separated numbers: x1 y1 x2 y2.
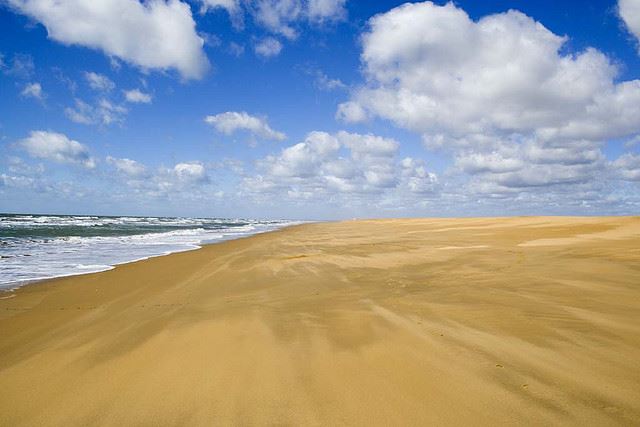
1 217 639 426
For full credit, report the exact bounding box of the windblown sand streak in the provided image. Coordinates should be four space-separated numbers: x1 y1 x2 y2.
0 217 639 426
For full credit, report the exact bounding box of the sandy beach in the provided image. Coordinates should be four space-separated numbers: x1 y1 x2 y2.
1 217 639 426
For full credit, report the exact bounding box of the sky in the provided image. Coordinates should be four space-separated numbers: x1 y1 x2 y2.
1 0 640 220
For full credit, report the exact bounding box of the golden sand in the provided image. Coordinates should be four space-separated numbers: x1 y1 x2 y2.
1 217 639 426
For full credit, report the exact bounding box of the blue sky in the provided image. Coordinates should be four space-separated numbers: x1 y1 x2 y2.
1 0 640 219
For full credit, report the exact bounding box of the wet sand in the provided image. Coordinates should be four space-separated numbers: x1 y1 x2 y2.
1 217 639 426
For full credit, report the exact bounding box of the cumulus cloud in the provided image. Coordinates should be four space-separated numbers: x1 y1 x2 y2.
5 156 45 176
18 130 96 169
107 156 209 187
196 0 347 62
65 98 128 126
105 159 212 199
399 157 438 194
106 156 148 177
0 172 57 194
254 37 283 57
252 0 302 39
620 0 640 49
173 162 208 183
200 0 241 14
20 82 44 100
336 1 640 203
0 166 92 199
0 157 55 193
252 0 346 37
454 139 607 192
199 0 347 38
243 131 437 204
0 173 36 190
124 88 153 104
344 1 640 143
84 71 115 91
613 153 640 181
336 101 367 123
6 0 209 79
205 111 286 141
307 0 347 23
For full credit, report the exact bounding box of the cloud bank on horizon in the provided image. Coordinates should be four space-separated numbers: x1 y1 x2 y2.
1 0 640 219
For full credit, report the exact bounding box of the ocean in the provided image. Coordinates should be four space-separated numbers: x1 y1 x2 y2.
0 214 300 289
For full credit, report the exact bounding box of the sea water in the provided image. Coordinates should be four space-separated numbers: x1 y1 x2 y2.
0 214 300 289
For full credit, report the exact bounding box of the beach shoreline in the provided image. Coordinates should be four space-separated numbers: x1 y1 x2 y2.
0 222 311 300
1 217 639 425
0 216 306 292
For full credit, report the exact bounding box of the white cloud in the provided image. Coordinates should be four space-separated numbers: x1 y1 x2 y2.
95 99 127 125
252 0 346 37
18 130 96 169
20 82 44 100
613 153 640 181
264 131 340 178
84 71 115 91
103 158 212 198
6 156 45 176
335 1 640 203
205 111 286 141
97 156 225 205
254 37 283 57
65 100 94 125
65 98 128 126
200 31 222 47
243 131 438 204
1 53 34 79
200 0 243 28
0 173 35 190
0 172 57 194
106 156 148 177
199 0 347 38
124 88 153 104
339 131 398 158
400 157 438 194
173 162 208 183
620 0 640 49
307 69 346 91
253 0 301 39
307 0 346 23
0 167 92 199
6 0 209 79
317 75 345 90
454 139 607 191
456 152 524 175
109 57 122 71
344 2 640 144
336 101 367 123
200 0 240 14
